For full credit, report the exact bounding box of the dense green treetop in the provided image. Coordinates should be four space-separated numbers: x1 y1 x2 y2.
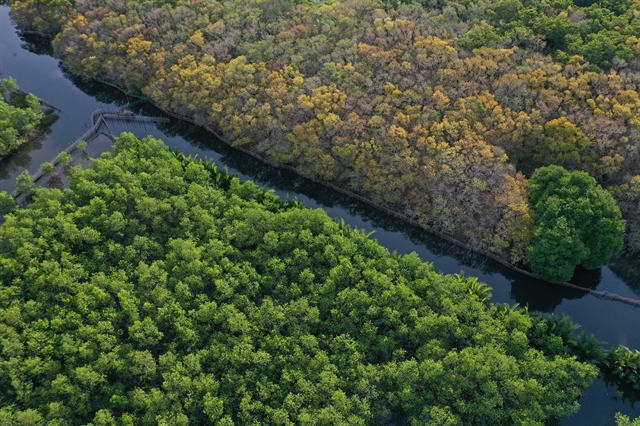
617 412 640 426
0 133 596 425
453 0 640 68
527 165 625 281
0 77 43 159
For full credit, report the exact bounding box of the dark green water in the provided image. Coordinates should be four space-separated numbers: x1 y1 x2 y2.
1 6 639 424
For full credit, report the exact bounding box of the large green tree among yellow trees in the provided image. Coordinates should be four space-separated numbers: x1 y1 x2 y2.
527 165 625 282
8 0 640 272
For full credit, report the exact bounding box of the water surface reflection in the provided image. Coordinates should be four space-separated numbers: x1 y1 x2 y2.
1 6 639 424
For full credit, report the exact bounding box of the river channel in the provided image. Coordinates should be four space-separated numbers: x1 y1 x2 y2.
1 6 639 424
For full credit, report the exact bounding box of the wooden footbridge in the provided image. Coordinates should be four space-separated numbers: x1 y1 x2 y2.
80 107 170 144
19 107 169 190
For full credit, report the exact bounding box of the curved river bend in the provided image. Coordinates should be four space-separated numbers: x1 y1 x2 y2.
1 7 639 424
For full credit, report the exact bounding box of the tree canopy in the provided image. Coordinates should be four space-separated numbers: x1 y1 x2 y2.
8 0 640 262
527 165 625 281
616 412 640 426
0 133 597 425
0 77 43 159
8 0 640 260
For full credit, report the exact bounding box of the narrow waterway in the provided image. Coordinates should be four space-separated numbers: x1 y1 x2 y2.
1 7 639 424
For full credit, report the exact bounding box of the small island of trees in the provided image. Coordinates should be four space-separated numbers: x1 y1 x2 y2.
0 77 45 159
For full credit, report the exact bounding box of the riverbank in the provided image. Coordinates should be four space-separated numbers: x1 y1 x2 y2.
0 87 59 160
12 110 640 425
27 132 113 195
3 1 630 289
2 8 639 420
15 108 168 200
19 93 640 310
108 85 639 304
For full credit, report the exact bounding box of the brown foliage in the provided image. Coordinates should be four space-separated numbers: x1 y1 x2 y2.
26 0 640 260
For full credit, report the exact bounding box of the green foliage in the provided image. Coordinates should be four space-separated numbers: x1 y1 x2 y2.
11 0 640 264
567 30 635 68
55 151 72 167
171 150 236 191
527 166 625 281
572 332 605 364
76 140 88 151
39 161 55 176
15 0 640 270
0 133 597 425
527 312 578 357
526 314 640 393
455 272 492 304
15 170 35 195
527 216 589 282
525 312 640 398
534 118 593 170
603 346 640 391
0 78 43 158
616 412 640 426
456 25 502 51
0 77 19 94
487 0 638 67
531 313 611 367
0 191 18 215
493 0 523 24
9 92 32 109
9 0 72 35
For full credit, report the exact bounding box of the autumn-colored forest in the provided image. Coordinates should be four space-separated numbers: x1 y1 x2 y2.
10 0 640 266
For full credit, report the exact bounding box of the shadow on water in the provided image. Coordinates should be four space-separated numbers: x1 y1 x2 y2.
509 267 599 313
123 110 608 315
16 31 53 56
123 109 524 264
609 249 640 298
601 369 640 409
0 127 49 180
7 13 606 321
116 105 603 315
75 107 640 424
2 6 640 422
63 72 133 108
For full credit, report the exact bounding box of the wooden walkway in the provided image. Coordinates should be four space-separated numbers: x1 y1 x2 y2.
15 108 168 194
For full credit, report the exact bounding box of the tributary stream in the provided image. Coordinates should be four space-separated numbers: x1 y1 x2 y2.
1 6 639 424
